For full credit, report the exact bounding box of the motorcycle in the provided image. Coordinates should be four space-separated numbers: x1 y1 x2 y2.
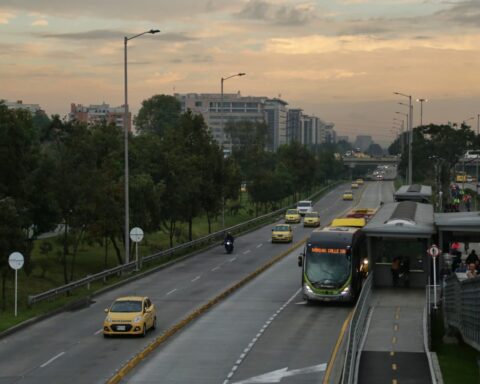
224 240 234 254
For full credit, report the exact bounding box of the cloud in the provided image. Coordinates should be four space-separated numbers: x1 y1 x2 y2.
144 72 186 85
236 0 317 26
265 69 367 80
32 19 48 26
0 10 15 24
434 1 480 27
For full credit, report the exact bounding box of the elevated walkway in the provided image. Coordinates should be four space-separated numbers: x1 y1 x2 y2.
358 288 432 384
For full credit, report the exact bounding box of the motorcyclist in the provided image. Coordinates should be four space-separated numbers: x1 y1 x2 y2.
223 232 234 245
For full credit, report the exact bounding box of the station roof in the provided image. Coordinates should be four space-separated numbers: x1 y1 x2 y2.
435 212 480 233
362 201 436 238
394 184 432 203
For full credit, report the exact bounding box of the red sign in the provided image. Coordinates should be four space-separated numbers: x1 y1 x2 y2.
428 245 440 258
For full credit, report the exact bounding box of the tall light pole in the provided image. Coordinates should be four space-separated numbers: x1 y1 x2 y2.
396 111 409 183
477 114 480 210
220 72 246 228
416 98 428 126
394 92 413 184
124 29 160 264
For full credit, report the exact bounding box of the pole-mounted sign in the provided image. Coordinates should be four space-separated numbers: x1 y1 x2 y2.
8 252 24 317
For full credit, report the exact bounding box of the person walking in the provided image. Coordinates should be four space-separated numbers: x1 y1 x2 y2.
391 256 401 287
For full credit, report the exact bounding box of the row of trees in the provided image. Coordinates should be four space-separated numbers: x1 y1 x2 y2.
0 96 347 306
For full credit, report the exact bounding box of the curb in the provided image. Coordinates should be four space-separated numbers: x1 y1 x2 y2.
106 239 307 384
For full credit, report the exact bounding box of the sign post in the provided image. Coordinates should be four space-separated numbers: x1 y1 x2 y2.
129 227 144 271
8 252 24 317
427 244 440 310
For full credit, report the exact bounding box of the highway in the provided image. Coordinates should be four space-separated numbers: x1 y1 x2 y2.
0 179 394 384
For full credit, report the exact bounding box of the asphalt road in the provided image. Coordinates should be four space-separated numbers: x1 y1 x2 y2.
123 179 395 384
0 179 394 384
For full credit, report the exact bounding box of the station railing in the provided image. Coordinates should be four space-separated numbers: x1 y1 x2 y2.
28 183 339 306
342 273 373 384
443 274 480 351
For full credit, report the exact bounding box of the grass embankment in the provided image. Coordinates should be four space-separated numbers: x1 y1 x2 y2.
0 187 333 333
431 311 479 384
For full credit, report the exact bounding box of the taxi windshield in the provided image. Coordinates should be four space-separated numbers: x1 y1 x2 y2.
305 213 318 218
287 209 298 214
110 300 142 313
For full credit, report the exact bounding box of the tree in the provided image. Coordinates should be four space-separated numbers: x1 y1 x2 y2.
367 143 384 157
134 95 181 137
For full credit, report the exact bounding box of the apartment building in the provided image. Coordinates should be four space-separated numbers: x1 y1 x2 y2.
69 102 131 131
3 99 43 114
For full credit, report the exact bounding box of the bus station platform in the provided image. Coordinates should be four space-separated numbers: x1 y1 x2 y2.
358 288 433 384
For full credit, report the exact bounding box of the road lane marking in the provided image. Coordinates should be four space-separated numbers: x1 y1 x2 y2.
392 363 397 371
94 329 103 335
40 352 65 368
191 276 201 282
242 250 251 255
223 288 301 383
166 289 177 296
229 257 237 262
256 244 263 248
212 266 220 271
232 364 327 384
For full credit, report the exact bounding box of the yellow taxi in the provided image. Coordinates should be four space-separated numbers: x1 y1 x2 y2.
285 209 301 223
271 224 293 243
343 191 354 201
103 296 156 337
303 212 320 227
356 178 364 185
351 182 359 189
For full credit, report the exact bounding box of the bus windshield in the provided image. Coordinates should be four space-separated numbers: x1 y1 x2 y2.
305 246 350 288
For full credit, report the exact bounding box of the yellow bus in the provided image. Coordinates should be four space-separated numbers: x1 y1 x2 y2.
330 218 367 228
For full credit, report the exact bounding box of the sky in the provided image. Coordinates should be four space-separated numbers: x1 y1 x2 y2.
1 0 480 146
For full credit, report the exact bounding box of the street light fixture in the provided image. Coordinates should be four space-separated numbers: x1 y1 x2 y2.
124 28 160 264
394 92 413 184
462 116 474 125
416 98 428 126
220 72 246 228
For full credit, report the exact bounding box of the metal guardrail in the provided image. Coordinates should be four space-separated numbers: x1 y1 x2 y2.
342 273 373 384
28 183 339 306
443 274 480 351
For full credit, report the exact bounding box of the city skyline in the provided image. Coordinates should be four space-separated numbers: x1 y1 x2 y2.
2 0 480 146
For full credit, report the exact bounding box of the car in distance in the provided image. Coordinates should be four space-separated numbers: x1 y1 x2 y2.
285 209 302 223
272 224 293 243
103 296 156 337
303 212 320 227
356 178 364 185
343 191 354 201
296 200 313 216
351 182 359 189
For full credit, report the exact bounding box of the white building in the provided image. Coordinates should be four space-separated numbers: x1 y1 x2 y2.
264 98 288 151
3 100 42 114
69 102 131 131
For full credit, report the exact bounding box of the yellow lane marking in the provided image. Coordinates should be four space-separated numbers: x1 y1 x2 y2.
322 309 355 384
393 380 398 384
390 351 395 356
394 324 399 331
392 336 397 344
392 363 397 370
106 239 307 384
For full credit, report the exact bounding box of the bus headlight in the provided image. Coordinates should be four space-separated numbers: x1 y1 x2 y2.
341 286 350 295
304 284 313 294
363 259 369 265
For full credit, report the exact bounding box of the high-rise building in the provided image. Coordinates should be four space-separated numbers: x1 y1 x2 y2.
264 98 288 151
286 108 303 143
69 102 131 131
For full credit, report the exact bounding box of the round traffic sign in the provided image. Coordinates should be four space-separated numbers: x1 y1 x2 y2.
428 245 440 258
129 227 144 243
8 252 24 270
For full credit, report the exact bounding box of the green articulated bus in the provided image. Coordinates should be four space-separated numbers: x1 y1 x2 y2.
298 226 368 303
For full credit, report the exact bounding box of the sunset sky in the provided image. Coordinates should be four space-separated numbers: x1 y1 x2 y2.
1 0 480 145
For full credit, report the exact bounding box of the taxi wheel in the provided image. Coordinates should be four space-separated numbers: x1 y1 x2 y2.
141 324 147 337
152 317 157 330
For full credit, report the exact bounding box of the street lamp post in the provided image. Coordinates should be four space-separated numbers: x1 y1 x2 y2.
220 72 245 228
394 92 413 184
416 98 428 127
396 111 409 183
123 29 160 264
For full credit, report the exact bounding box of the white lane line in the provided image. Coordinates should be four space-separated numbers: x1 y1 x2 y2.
191 276 201 282
166 288 177 296
212 266 220 271
256 244 263 248
223 288 301 383
229 257 237 262
40 352 65 368
242 250 251 255
94 329 103 335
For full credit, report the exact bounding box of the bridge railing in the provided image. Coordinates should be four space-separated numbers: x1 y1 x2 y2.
443 274 480 351
28 183 339 306
342 273 373 384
